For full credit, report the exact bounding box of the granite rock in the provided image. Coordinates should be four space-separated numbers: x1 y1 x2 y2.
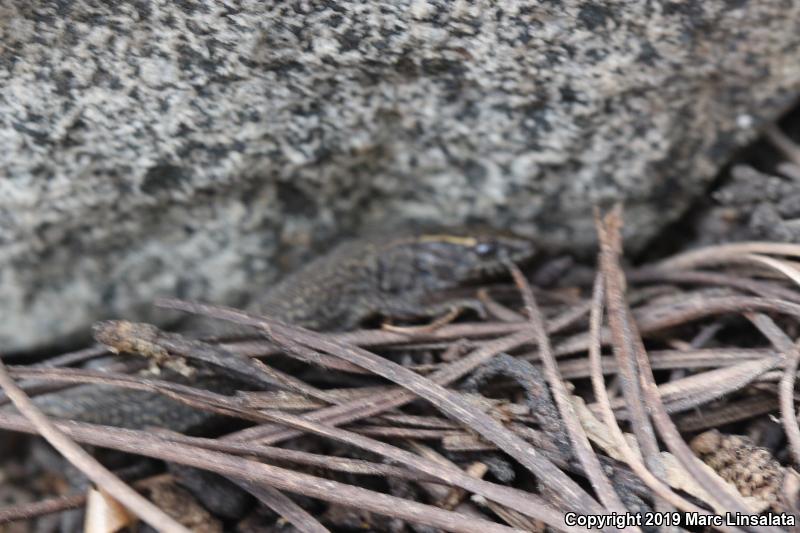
1 0 799 350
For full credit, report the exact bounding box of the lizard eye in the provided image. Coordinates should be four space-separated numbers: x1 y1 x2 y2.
474 242 496 256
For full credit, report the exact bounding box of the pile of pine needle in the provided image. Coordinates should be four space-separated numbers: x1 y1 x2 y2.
1 208 800 532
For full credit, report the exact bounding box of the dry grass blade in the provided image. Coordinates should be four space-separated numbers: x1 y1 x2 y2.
507 263 631 519
11 208 800 532
676 394 778 433
0 412 527 533
555 293 800 358
94 320 349 399
747 313 800 469
629 269 800 303
227 329 536 445
601 356 781 416
653 242 800 271
232 387 576 528
0 356 192 533
11 364 572 531
157 299 608 521
0 494 88 525
781 343 800 467
596 207 784 533
149 429 443 483
163 377 571 529
738 258 800 469
233 482 330 533
557 348 776 379
405 442 526 529
590 223 667 512
6 366 266 423
585 275 748 533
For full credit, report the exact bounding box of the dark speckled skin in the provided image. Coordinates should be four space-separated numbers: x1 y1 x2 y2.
253 230 535 330
24 377 238 431
12 230 535 431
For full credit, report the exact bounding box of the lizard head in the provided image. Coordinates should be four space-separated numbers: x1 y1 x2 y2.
376 229 535 293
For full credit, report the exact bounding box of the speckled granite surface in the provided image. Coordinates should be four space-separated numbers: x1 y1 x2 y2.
1 1 799 351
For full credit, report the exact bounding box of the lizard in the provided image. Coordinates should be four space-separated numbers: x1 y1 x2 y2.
8 228 536 431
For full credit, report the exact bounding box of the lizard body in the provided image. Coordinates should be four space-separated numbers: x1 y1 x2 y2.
250 230 534 330
13 229 535 430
